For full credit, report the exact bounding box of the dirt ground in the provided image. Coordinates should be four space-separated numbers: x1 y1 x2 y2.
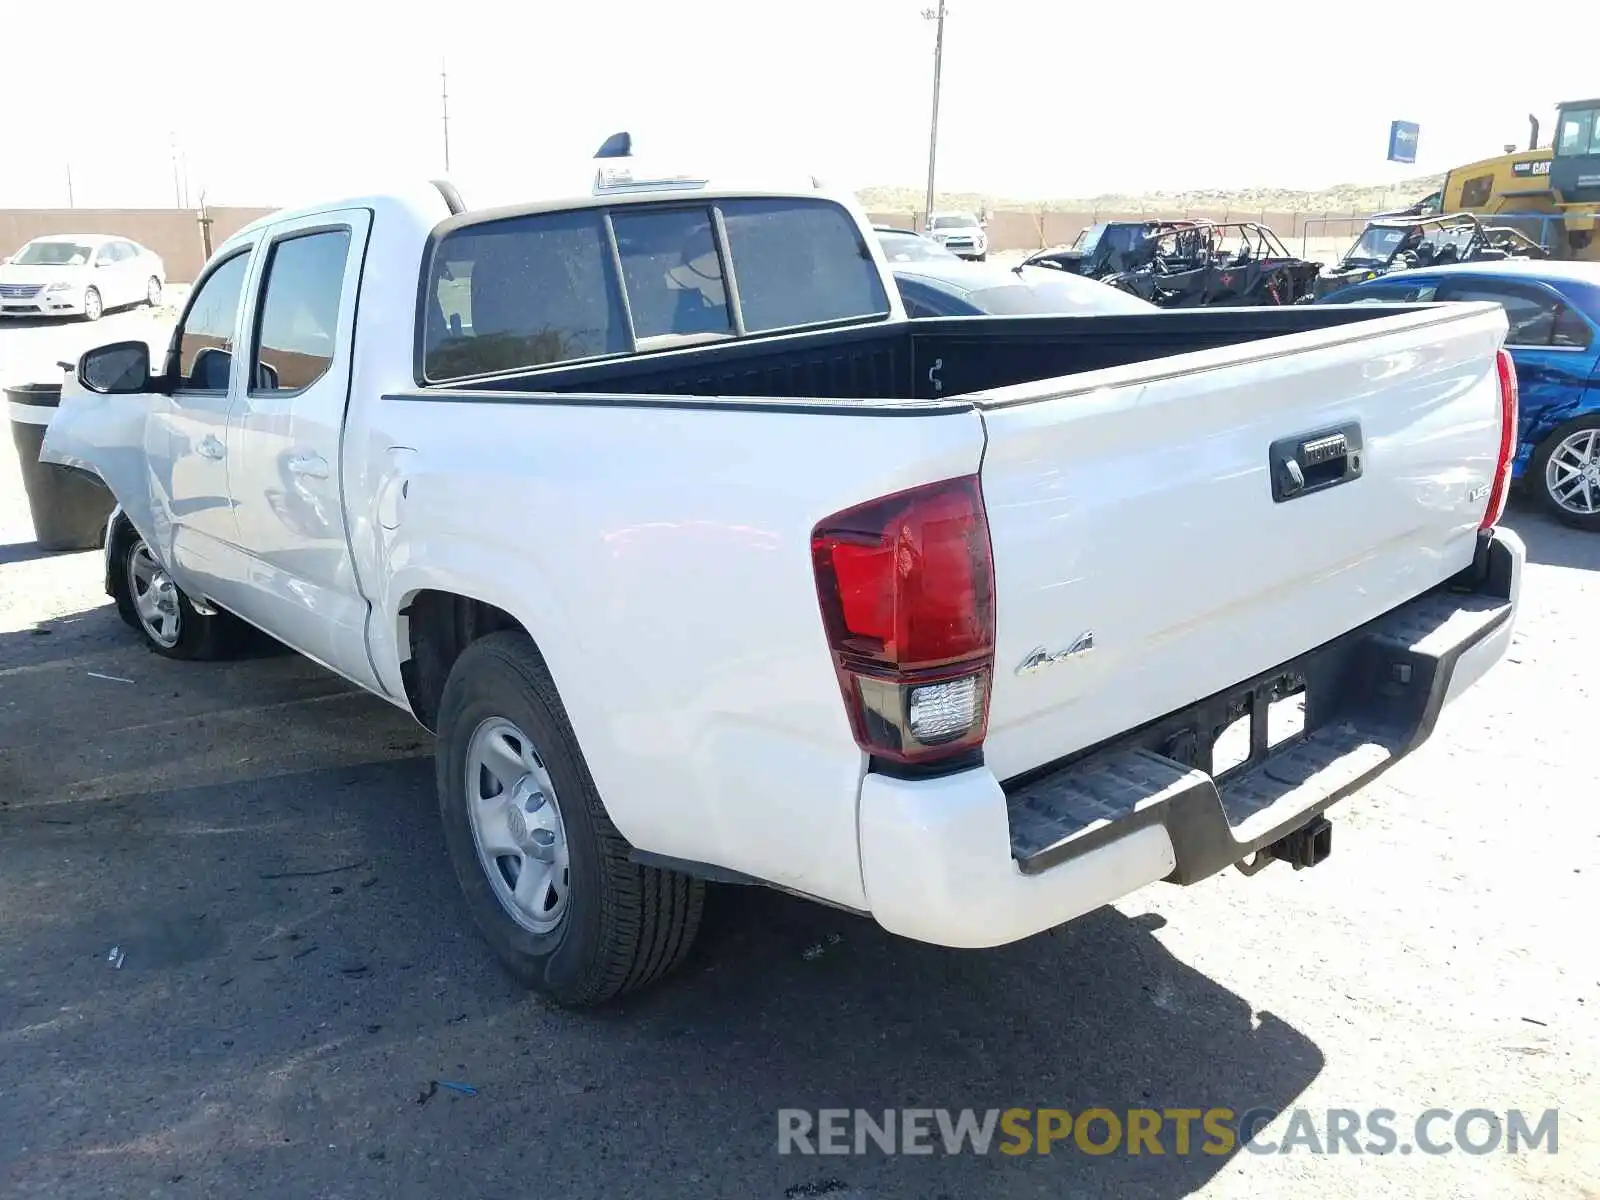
1 315 1596 1199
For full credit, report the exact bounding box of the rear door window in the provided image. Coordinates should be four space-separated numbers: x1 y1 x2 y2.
1434 281 1562 345
422 209 629 382
250 228 352 392
719 198 891 333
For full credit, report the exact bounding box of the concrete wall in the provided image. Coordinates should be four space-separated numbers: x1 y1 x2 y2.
0 207 277 282
868 209 1377 253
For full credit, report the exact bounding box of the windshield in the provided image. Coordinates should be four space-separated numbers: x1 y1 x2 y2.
931 214 977 230
877 231 959 262
1071 225 1105 253
1344 227 1410 264
11 240 93 266
1555 108 1599 156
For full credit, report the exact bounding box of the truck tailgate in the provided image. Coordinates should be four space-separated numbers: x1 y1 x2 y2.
975 302 1510 782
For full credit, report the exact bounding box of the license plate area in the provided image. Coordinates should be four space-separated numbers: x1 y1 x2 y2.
1161 671 1308 782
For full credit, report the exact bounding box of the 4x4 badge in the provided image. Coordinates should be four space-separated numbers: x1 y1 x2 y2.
1016 632 1095 675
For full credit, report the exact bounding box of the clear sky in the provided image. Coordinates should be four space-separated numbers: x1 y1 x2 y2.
5 0 1595 209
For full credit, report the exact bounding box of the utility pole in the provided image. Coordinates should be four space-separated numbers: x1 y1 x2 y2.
921 1 946 231
66 163 74 208
440 60 451 173
170 132 183 207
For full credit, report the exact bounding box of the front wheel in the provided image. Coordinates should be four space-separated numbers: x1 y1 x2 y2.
1529 416 1600 531
111 531 247 658
82 287 102 322
146 277 163 307
434 632 704 1007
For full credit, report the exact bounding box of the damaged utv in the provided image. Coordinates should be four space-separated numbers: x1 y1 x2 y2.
1100 223 1320 307
1027 221 1318 306
1020 220 1203 279
1310 212 1545 299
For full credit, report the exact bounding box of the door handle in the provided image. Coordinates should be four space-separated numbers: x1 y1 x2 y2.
286 453 330 480
1268 421 1364 502
198 434 226 460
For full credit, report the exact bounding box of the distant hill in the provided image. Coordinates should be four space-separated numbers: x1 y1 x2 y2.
858 175 1446 215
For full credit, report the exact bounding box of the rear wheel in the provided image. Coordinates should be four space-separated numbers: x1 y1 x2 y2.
1529 416 1600 531
434 632 704 1007
111 532 247 658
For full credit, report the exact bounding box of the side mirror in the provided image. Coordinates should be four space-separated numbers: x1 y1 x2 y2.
79 341 153 394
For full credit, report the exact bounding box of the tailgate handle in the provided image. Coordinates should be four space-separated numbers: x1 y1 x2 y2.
1269 422 1363 502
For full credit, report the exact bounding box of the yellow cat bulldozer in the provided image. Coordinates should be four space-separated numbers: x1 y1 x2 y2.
1392 98 1600 261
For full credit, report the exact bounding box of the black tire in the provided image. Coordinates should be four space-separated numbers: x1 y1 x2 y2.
109 527 248 659
1527 415 1600 531
434 631 704 1007
82 286 102 322
146 277 163 308
974 251 987 262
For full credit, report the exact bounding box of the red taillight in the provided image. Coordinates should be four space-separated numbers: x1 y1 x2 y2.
811 475 996 766
1481 347 1519 531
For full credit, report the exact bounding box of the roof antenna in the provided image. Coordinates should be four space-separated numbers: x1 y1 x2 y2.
595 132 632 159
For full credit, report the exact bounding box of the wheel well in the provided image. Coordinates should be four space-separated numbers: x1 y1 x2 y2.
400 590 529 732
105 513 137 598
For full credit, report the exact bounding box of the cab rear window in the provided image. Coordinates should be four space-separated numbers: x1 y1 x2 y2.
419 196 890 383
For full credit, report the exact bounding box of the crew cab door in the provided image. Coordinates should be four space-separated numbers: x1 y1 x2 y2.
226 209 379 690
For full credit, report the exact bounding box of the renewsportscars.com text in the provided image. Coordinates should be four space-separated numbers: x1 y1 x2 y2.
776 1107 1560 1157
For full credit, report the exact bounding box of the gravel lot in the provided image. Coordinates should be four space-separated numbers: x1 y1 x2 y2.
1 313 1596 1199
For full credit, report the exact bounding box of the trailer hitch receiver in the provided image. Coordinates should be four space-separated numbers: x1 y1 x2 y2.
1268 815 1332 870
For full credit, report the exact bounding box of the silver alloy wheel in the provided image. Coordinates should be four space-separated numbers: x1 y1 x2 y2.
127 540 182 648
464 716 571 935
146 277 162 307
1545 427 1600 516
83 287 102 321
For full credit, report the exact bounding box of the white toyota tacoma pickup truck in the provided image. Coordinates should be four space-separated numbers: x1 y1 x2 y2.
42 140 1524 1007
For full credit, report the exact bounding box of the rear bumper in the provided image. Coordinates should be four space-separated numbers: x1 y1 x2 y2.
858 527 1523 949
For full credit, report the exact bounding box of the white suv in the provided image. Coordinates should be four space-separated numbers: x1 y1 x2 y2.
927 211 988 261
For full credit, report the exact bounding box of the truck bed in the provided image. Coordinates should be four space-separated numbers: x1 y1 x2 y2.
451 304 1421 403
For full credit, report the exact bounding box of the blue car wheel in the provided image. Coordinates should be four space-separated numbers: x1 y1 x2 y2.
1529 414 1600 531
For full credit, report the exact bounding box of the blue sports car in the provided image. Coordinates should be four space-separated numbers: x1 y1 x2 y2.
1316 260 1600 529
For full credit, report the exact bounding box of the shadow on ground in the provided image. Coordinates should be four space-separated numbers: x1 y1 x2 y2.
0 540 70 568
0 749 1324 1200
